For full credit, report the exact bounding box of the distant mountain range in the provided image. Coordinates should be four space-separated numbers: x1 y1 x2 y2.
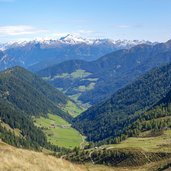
0 34 154 71
38 40 171 107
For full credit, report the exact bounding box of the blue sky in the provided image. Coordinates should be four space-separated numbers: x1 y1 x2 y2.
0 0 171 42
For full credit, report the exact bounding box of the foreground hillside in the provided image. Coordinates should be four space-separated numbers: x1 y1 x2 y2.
1 140 170 171
66 131 171 171
0 141 86 171
38 40 171 107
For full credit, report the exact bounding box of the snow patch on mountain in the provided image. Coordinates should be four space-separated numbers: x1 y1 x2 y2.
0 34 155 50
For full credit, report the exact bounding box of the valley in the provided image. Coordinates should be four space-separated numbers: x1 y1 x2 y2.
1 1 171 170
73 63 171 143
0 66 82 151
33 114 84 148
38 40 171 107
1 46 171 171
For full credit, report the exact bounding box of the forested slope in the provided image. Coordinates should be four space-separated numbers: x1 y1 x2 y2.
73 63 171 142
38 40 171 106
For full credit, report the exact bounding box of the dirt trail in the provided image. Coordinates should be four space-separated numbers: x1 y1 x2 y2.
80 135 85 149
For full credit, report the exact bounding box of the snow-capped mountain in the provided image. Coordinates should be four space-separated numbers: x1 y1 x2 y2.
59 34 93 44
0 43 11 51
59 34 153 46
0 34 156 71
0 34 154 49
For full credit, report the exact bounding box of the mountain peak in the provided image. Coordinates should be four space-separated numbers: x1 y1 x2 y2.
60 34 78 40
165 39 171 47
59 34 90 44
0 34 155 49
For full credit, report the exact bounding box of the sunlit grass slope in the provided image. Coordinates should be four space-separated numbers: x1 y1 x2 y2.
33 114 84 148
63 100 85 117
1 140 171 171
107 129 171 153
0 141 86 171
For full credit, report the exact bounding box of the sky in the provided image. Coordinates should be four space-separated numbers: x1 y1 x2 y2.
0 0 171 42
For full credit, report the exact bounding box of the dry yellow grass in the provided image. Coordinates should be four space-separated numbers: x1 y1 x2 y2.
0 141 86 171
0 141 170 171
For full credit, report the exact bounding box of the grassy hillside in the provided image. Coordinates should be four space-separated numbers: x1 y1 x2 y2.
106 129 171 153
33 114 85 148
62 100 85 117
65 128 171 170
41 66 96 109
1 140 171 171
0 141 86 171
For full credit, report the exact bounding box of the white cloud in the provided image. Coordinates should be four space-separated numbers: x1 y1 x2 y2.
0 26 102 42
0 25 47 36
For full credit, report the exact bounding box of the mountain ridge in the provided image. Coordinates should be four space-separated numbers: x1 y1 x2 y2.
72 62 171 142
0 35 155 72
1 34 154 49
38 40 171 107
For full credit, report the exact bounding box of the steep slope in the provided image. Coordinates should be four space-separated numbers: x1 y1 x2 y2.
3 140 165 171
72 63 171 142
65 83 171 170
0 97 48 149
0 35 152 71
112 88 171 145
38 40 171 107
0 66 83 150
0 50 17 70
0 141 86 171
0 66 72 121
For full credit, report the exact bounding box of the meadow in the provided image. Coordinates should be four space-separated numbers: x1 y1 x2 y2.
106 129 171 153
33 114 84 148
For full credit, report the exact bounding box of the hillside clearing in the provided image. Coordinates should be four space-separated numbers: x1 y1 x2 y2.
33 114 84 148
62 100 85 117
106 130 171 152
